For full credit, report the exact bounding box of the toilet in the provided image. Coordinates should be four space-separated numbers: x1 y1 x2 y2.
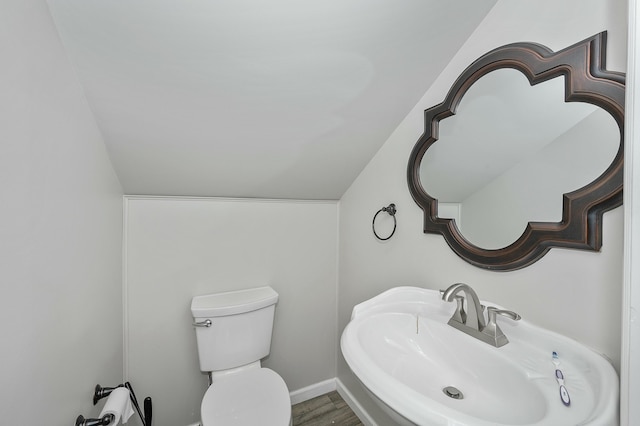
191 286 292 426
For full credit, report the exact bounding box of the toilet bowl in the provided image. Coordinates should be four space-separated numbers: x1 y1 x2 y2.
201 368 291 426
191 286 292 426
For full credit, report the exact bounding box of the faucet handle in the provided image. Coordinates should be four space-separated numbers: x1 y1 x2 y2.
486 307 521 324
483 307 521 347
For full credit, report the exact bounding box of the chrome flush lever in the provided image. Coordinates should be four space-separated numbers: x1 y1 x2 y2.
192 319 212 327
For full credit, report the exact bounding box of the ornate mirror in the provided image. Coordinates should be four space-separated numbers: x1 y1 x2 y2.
407 32 625 271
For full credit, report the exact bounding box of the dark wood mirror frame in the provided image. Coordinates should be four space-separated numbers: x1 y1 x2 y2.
407 32 625 271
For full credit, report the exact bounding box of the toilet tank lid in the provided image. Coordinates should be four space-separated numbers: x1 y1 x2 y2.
191 286 278 317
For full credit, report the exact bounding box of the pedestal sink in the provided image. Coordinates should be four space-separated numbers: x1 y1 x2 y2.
340 287 618 426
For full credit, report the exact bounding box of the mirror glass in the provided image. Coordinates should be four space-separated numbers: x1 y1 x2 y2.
419 69 619 249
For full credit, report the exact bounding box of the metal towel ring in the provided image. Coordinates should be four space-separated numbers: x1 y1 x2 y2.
372 203 397 241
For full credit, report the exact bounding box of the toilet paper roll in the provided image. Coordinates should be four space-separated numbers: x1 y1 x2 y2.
99 387 135 424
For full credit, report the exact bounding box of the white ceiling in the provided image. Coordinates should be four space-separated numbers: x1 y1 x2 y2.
47 0 496 199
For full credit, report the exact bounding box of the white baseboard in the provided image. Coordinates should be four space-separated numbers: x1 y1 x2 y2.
335 377 377 426
289 378 337 405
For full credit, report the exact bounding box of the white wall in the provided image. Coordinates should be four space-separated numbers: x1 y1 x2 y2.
337 0 627 423
124 196 338 426
0 1 124 424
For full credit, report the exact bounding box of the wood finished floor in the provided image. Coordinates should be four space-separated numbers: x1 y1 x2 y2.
292 391 364 426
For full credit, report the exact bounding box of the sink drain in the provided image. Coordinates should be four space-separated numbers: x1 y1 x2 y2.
443 386 464 400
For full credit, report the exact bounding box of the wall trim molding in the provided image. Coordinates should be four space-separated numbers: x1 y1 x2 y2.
288 377 378 425
122 196 130 381
622 0 640 423
336 378 378 426
289 378 337 405
122 194 339 205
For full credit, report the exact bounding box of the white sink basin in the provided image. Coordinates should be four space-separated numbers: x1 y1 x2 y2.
340 287 619 426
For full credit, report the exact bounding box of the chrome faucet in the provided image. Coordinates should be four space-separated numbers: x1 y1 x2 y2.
441 283 520 347
441 283 486 331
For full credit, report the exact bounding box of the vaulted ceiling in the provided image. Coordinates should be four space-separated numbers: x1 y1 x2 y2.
47 0 497 199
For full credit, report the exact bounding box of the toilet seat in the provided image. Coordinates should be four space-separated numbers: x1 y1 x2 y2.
201 368 291 426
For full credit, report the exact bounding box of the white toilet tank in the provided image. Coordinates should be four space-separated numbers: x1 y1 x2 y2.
191 286 279 373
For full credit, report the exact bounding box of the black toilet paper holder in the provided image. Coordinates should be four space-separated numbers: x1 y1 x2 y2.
76 382 152 426
93 384 117 405
75 413 115 426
